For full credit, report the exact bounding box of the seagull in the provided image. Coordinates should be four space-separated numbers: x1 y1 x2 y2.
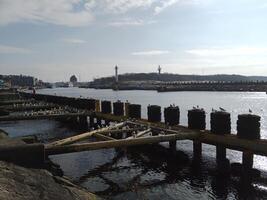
219 107 226 111
249 109 252 113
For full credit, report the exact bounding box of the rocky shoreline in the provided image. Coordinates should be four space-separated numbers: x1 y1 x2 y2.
0 129 100 200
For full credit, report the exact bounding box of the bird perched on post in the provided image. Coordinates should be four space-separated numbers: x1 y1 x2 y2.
219 107 226 111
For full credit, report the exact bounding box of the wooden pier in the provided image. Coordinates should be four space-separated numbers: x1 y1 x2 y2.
0 89 266 180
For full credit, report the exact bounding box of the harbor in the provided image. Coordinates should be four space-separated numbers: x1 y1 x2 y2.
1 87 267 199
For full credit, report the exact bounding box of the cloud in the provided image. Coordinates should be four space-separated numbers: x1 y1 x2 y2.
0 44 31 54
154 0 179 15
62 38 87 44
132 50 170 56
0 0 94 27
186 47 267 57
100 0 156 14
108 18 156 27
0 0 200 27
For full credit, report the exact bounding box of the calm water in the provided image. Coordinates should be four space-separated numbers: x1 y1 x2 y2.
2 87 267 199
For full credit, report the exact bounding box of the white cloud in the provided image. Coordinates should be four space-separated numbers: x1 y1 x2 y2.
186 47 267 57
0 0 200 27
132 50 170 56
0 0 94 27
62 38 87 44
154 0 179 15
0 44 31 54
101 0 156 13
108 18 156 27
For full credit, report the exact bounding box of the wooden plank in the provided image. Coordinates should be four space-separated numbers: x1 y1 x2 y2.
127 120 267 156
45 132 199 155
126 129 151 139
94 133 116 141
0 112 90 121
46 122 125 147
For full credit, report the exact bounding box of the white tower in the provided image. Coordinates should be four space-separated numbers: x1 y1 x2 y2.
158 65 162 75
115 65 118 83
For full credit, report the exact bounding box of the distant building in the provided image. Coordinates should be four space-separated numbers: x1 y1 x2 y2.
9 75 35 87
70 75 78 84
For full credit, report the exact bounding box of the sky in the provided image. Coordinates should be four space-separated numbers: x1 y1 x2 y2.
1 0 267 82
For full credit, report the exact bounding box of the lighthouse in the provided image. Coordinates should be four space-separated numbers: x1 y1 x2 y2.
115 65 118 83
158 65 162 75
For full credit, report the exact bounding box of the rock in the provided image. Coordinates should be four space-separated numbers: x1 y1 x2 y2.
0 161 99 200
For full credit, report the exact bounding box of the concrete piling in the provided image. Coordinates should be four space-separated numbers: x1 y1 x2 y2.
128 104 141 119
147 105 161 122
164 105 180 153
113 101 124 116
188 108 206 160
101 100 112 114
164 106 180 126
210 111 231 172
237 114 261 176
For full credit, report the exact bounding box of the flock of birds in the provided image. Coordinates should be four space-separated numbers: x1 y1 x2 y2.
21 105 85 117
12 102 52 108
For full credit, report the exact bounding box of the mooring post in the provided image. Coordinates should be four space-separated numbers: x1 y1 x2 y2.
113 101 124 116
101 100 112 114
79 116 88 129
88 99 96 111
147 105 161 136
125 102 130 117
237 114 260 178
128 104 141 119
210 111 231 172
147 105 161 123
188 108 206 160
164 105 180 153
95 100 100 112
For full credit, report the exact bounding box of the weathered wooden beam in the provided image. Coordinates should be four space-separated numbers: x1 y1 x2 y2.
0 99 34 106
94 128 141 136
46 132 198 155
46 122 125 147
0 112 90 121
126 129 151 139
199 133 267 156
129 120 267 156
1 104 57 112
94 133 116 141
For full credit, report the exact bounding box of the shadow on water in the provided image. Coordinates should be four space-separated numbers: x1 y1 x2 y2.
64 142 267 200
2 113 267 199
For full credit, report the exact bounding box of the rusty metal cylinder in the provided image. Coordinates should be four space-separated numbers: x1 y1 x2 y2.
188 108 206 130
147 105 161 122
237 114 260 139
128 104 141 119
164 106 180 126
113 101 124 116
210 111 231 135
101 100 112 114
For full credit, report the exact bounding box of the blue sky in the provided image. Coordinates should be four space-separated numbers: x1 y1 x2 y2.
1 0 267 82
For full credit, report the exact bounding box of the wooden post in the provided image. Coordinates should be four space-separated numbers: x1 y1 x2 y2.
95 100 100 112
210 111 231 171
169 140 176 153
188 108 206 160
237 114 260 176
